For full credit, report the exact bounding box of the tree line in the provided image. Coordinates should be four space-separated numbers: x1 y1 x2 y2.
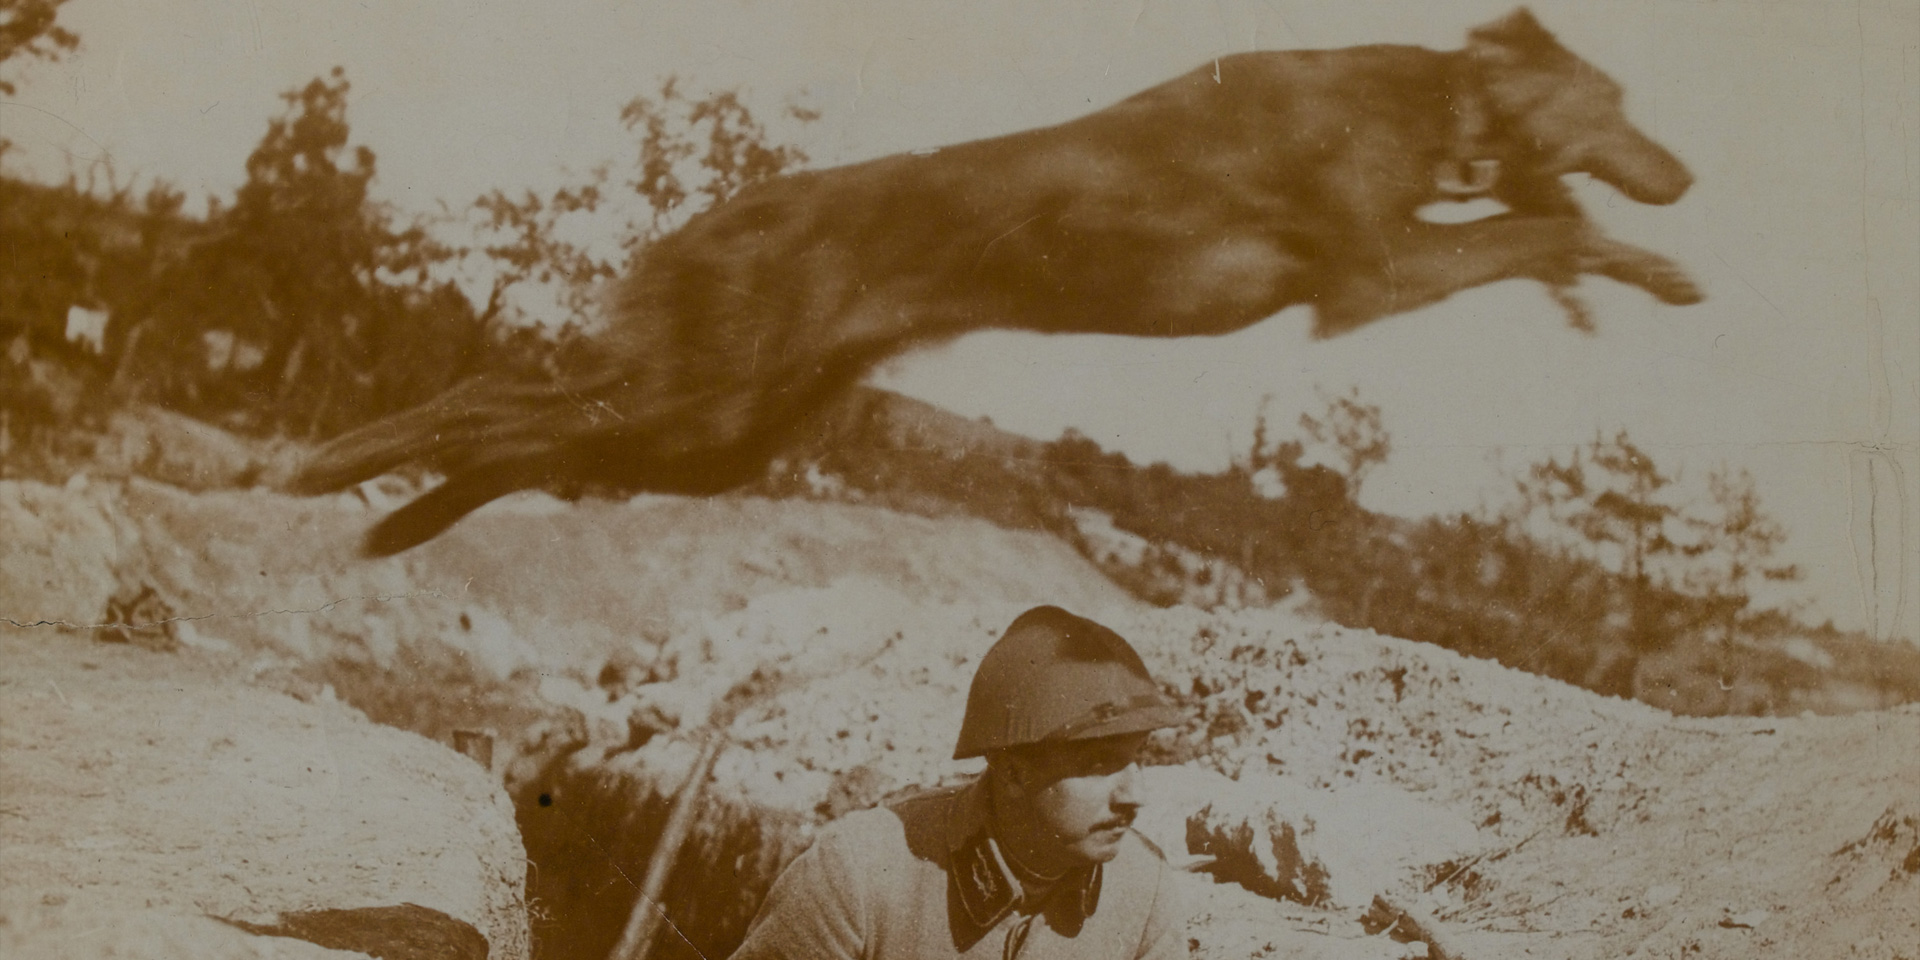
768 384 1897 715
2 6 810 455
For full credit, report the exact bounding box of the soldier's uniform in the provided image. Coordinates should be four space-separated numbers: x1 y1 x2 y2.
731 606 1189 960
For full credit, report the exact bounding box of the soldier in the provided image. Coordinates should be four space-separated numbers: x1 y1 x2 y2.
731 605 1190 960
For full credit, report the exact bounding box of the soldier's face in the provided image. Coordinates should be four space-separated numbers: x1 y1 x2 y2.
1005 732 1149 866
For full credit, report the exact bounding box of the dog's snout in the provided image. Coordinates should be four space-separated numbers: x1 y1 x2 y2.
1599 133 1694 206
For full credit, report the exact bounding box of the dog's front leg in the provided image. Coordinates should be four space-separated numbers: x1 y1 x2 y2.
1309 215 1590 337
1573 234 1703 307
1310 215 1702 337
1542 229 1705 331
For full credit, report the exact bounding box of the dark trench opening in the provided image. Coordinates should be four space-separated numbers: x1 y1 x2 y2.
302 652 804 960
511 759 806 960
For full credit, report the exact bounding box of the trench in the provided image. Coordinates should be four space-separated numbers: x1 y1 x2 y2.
511 753 809 960
299 644 1276 960
268 614 1416 960
307 649 843 960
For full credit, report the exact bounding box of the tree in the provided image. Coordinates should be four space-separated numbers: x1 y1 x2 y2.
1236 389 1397 621
0 0 76 95
618 78 814 242
1682 466 1802 649
1517 430 1682 593
1242 387 1389 508
469 173 619 331
469 77 815 330
1295 386 1392 498
1512 429 1688 695
122 68 482 435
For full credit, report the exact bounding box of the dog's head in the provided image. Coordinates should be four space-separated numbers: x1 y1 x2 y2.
1466 8 1692 205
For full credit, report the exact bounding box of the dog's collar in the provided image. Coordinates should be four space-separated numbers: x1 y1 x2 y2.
1437 54 1501 197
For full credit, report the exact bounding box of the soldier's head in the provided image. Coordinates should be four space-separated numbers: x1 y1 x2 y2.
956 606 1184 869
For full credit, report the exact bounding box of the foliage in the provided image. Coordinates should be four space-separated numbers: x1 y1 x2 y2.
1681 466 1803 647
617 77 816 242
1515 430 1683 593
773 388 1894 716
1292 386 1392 498
3 64 818 459
0 326 101 470
107 69 508 437
0 0 77 95
0 171 165 470
1479 433 1805 694
469 77 815 331
470 180 618 331
1502 429 1694 696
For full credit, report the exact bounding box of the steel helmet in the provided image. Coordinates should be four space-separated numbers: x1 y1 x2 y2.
953 606 1185 760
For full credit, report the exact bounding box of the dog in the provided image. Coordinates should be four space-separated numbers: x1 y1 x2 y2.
291 8 1703 556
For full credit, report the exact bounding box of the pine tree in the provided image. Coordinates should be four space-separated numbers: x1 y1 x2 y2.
1682 466 1802 650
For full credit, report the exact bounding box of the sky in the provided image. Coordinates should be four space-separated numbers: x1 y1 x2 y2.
4 0 1916 640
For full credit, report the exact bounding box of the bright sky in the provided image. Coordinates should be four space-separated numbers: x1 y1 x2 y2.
4 0 1916 640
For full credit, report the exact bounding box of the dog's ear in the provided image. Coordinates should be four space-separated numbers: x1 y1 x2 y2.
1466 8 1561 61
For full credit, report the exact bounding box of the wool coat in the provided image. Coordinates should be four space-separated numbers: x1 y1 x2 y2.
731 778 1186 960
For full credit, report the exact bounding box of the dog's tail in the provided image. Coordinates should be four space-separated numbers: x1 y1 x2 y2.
285 368 645 555
287 365 644 491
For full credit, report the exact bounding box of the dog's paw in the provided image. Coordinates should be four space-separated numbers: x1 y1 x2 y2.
1578 239 1704 306
1601 256 1704 305
1636 261 1705 305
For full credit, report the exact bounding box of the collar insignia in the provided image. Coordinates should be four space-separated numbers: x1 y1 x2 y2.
952 833 1018 931
943 780 1107 948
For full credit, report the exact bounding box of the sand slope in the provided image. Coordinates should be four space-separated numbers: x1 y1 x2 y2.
4 477 1915 960
0 632 529 960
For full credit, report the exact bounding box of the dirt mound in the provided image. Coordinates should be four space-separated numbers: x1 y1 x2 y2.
0 479 121 627
2 478 1138 959
6 478 1915 959
1 478 1131 673
0 632 529 960
521 599 1920 960
1138 613 1920 959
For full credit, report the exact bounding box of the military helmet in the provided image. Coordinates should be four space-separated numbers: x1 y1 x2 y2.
953 605 1185 760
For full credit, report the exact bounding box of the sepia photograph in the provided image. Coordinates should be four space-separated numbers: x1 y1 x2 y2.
2 1 1916 958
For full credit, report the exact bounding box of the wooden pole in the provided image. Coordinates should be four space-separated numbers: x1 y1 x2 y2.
607 735 727 960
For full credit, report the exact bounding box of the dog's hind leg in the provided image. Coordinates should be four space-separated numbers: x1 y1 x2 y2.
360 456 552 557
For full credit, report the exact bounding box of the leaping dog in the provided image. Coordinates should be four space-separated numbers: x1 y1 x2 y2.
292 8 1703 555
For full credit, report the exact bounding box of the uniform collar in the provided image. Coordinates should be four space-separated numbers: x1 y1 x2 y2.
944 777 1103 935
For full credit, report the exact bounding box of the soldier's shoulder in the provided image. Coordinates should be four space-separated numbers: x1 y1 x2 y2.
816 786 954 852
816 804 910 851
813 793 956 875
884 781 968 813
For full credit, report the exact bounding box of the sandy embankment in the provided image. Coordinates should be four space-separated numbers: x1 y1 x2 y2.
0 477 1136 959
0 631 529 960
4 477 1916 960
